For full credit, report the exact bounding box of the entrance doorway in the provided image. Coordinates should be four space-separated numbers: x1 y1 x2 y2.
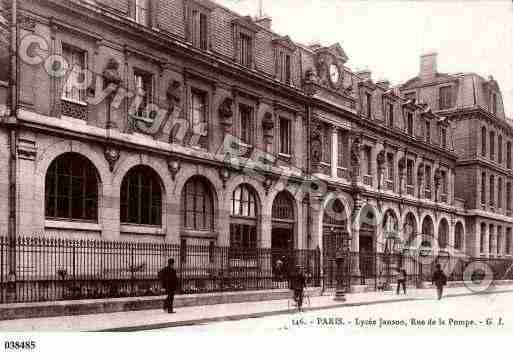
271 191 295 275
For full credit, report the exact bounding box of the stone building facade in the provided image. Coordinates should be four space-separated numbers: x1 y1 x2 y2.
400 53 513 259
0 0 505 280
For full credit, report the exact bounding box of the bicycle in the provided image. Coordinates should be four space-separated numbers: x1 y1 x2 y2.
287 289 310 311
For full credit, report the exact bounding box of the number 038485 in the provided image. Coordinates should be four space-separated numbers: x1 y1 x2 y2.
4 341 36 350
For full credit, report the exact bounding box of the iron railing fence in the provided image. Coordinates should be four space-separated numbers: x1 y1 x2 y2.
0 236 321 304
2 235 513 303
322 251 513 290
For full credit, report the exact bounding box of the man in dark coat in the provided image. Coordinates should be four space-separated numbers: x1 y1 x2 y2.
159 258 179 313
432 263 447 300
289 265 307 311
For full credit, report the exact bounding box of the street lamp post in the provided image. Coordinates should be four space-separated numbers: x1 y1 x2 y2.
334 233 351 301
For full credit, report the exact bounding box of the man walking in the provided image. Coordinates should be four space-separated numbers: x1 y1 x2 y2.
159 258 179 313
289 265 307 312
432 263 447 300
396 267 407 295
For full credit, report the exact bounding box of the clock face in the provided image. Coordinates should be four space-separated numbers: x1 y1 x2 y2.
329 64 340 85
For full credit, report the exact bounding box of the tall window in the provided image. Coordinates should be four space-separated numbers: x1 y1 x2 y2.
190 9 209 50
387 103 394 127
322 124 331 164
45 153 98 221
481 172 486 205
135 0 150 26
134 69 154 118
230 185 259 254
491 93 498 115
120 166 162 226
480 223 486 253
277 50 291 83
439 126 447 148
498 177 503 209
455 222 464 250
366 93 372 118
425 165 432 192
507 182 511 211
239 33 253 67
364 146 372 175
407 112 414 136
481 127 487 156
507 142 511 169
425 121 431 143
406 159 414 186
279 117 291 155
190 89 208 149
439 86 452 110
490 175 495 207
490 131 495 160
387 153 394 181
239 104 253 145
507 228 512 255
489 224 494 254
498 135 503 163
337 130 346 167
497 226 502 256
182 177 214 231
440 170 447 197
62 44 86 103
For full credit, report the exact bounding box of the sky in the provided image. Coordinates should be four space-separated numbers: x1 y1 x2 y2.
217 0 513 117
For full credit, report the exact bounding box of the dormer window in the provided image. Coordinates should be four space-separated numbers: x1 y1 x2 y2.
406 112 414 136
387 102 394 127
276 50 291 84
239 33 252 67
273 36 296 85
185 0 213 51
491 92 498 115
366 92 372 118
135 0 150 26
232 17 260 68
439 126 447 148
439 86 452 110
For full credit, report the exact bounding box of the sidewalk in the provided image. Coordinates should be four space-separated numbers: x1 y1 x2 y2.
1 285 512 332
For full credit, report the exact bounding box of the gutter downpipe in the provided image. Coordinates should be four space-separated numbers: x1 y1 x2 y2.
8 0 17 279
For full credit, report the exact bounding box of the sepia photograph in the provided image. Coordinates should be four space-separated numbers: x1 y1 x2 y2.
0 0 512 356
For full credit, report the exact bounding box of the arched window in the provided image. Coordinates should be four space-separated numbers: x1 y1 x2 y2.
481 127 487 156
181 176 214 231
120 166 162 226
230 184 259 253
45 153 99 221
421 216 434 247
455 222 464 250
272 191 294 220
403 213 417 247
438 219 449 249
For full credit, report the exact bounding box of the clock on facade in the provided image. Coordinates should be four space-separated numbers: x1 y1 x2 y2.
329 63 340 85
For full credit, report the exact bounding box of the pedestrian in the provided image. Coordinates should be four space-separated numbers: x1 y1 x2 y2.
431 263 447 300
396 267 407 295
289 265 307 312
275 257 284 280
159 258 179 313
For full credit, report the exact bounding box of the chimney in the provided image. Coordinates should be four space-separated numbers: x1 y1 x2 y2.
356 69 372 82
420 52 437 79
255 16 272 30
376 79 390 89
